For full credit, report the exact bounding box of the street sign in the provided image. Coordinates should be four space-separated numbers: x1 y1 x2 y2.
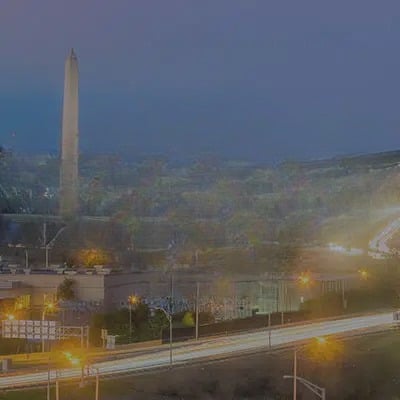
106 335 116 350
2 320 58 340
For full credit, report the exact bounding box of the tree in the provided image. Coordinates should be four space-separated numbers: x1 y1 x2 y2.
76 248 110 267
182 311 195 327
57 278 76 301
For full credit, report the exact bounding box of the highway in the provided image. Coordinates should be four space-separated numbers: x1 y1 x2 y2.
369 217 400 258
0 312 394 389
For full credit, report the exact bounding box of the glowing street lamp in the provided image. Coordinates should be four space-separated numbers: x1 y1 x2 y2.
6 313 15 321
358 269 369 280
128 294 139 342
42 296 57 352
62 351 100 400
288 337 329 400
63 351 81 366
284 375 326 400
63 351 85 388
315 336 326 345
298 273 311 286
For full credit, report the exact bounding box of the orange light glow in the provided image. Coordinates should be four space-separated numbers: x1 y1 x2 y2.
358 269 368 280
128 294 139 305
298 273 311 285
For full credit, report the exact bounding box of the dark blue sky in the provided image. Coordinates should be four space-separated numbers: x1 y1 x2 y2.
1 0 400 162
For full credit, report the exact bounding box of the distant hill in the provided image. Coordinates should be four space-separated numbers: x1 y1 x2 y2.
280 149 400 171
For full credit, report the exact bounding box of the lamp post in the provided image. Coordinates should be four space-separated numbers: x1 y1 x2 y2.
55 372 60 400
63 351 85 387
298 272 312 310
293 347 298 400
127 294 139 343
47 357 51 400
341 279 347 310
283 375 326 400
286 337 327 400
63 352 100 400
152 307 173 367
42 225 67 269
24 248 29 269
298 273 311 287
42 296 56 352
195 282 200 340
79 364 100 400
267 312 271 351
358 269 369 280
94 367 100 400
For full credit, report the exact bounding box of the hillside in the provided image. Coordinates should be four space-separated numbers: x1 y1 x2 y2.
1 149 400 270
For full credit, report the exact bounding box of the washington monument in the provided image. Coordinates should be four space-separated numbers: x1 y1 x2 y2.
59 49 79 217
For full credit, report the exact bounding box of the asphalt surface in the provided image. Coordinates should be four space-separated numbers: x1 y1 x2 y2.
0 311 393 389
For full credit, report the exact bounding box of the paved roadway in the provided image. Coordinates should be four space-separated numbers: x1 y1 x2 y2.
369 217 400 258
0 312 394 389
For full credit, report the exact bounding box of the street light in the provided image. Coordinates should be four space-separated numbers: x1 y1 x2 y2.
283 375 326 400
358 269 369 280
42 296 57 352
63 351 85 388
288 337 328 400
62 352 100 400
47 356 51 400
128 294 139 342
151 307 173 367
24 248 29 269
42 225 66 269
298 273 311 286
91 366 100 400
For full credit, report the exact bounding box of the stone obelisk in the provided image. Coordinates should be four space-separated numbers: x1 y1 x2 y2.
60 49 79 218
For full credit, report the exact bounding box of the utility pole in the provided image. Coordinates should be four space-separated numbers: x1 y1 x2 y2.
55 371 60 400
268 312 271 350
24 248 29 269
129 302 132 342
169 272 174 314
80 326 84 348
47 357 51 400
95 368 100 400
341 279 347 310
43 222 47 268
45 246 49 269
42 293 46 353
293 348 297 400
276 280 279 313
195 282 200 340
169 272 174 367
169 313 173 367
42 222 50 269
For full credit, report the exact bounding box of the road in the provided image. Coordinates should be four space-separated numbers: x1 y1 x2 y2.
369 218 400 258
0 312 394 389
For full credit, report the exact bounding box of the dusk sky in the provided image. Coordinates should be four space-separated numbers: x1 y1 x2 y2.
1 0 400 162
